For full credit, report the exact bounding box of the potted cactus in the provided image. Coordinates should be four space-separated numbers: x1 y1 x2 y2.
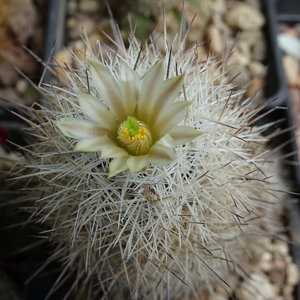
1 0 300 299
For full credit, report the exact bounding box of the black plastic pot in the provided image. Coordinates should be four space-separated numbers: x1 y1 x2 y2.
22 1 70 299
261 0 300 186
42 0 67 88
0 0 68 150
261 0 288 108
277 2 300 299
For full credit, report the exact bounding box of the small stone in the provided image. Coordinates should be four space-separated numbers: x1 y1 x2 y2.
16 79 28 94
208 0 227 15
68 17 96 40
206 24 223 54
245 77 264 100
285 255 292 264
286 262 299 286
236 40 251 59
67 0 77 15
227 65 252 87
226 50 250 68
278 33 300 61
78 0 101 13
7 0 37 44
248 60 266 77
198 292 209 300
88 32 104 46
239 30 264 45
260 251 273 272
225 2 265 31
283 285 295 300
237 31 266 61
196 45 208 60
243 0 261 10
268 259 286 285
252 38 267 61
235 272 277 300
273 241 289 256
221 37 235 56
212 14 232 37
282 55 299 86
54 49 73 81
72 39 90 60
286 28 298 38
67 17 77 30
196 0 227 21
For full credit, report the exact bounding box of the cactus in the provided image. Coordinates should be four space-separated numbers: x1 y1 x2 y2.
16 16 286 300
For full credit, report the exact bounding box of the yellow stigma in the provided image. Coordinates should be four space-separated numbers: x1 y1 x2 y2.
117 117 152 156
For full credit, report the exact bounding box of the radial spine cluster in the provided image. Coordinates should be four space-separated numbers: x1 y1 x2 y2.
19 17 285 300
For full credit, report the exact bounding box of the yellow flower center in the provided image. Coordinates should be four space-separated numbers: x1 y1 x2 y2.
117 117 152 156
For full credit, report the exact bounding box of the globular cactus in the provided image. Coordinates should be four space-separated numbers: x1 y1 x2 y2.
17 16 285 300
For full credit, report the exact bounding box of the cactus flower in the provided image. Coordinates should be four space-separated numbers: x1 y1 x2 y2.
56 60 201 178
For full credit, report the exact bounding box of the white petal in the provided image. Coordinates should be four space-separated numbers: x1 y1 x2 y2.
75 136 128 158
158 133 176 148
168 126 202 146
56 118 107 139
152 101 191 141
137 61 165 122
151 74 184 119
108 156 129 178
89 60 126 121
78 92 118 131
100 145 128 159
74 136 115 152
149 143 175 166
119 63 140 116
127 155 149 173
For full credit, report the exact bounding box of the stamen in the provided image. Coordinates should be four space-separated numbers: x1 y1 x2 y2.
118 117 152 156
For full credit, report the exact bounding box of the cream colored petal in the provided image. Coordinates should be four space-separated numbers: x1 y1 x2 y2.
100 145 128 159
152 101 191 141
75 136 128 158
89 60 126 121
158 133 176 148
78 92 118 131
148 143 175 166
74 136 115 152
127 155 149 173
137 61 165 122
56 118 107 139
151 74 185 122
108 156 129 178
119 63 140 116
168 126 202 146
